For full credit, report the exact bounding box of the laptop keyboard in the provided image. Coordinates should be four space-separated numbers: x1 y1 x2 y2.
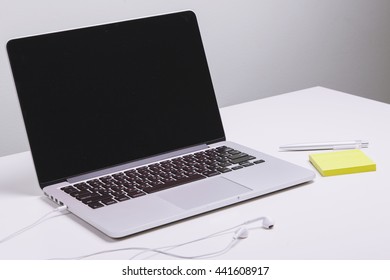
60 146 265 209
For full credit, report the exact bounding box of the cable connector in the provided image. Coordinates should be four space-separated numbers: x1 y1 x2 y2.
54 205 68 212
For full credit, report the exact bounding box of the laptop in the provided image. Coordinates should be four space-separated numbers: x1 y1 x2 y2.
7 11 315 238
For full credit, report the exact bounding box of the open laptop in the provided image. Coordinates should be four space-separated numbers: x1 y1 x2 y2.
7 11 315 238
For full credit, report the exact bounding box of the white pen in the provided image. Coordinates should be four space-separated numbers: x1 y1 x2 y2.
279 140 369 151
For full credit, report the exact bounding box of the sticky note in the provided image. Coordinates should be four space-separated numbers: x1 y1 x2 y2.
309 150 376 176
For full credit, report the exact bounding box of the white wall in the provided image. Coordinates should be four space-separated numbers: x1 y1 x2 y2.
1 0 390 157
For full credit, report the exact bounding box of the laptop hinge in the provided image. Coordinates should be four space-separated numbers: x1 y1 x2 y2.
67 144 209 184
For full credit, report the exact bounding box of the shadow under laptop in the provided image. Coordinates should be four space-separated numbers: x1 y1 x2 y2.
40 179 315 248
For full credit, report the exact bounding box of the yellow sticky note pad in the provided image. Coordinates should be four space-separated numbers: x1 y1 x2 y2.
309 150 376 176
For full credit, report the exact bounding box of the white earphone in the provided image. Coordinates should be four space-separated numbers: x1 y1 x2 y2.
243 216 274 228
233 216 274 239
233 227 249 239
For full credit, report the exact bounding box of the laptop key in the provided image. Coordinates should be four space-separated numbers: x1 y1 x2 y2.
230 155 256 164
144 173 206 194
218 162 233 167
203 170 221 177
115 195 131 202
74 191 93 200
88 202 104 209
62 186 78 194
101 199 117 206
240 162 254 167
81 194 104 204
217 167 232 173
228 153 248 160
232 165 244 170
127 191 146 198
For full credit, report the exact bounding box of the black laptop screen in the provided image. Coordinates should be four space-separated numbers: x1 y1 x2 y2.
7 11 225 187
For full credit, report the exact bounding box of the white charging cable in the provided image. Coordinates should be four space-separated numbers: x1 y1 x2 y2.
0 205 68 244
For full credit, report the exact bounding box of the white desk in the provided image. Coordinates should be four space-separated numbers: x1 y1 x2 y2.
1 86 389 260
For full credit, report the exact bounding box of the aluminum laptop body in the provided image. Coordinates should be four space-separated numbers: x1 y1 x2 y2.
7 11 315 238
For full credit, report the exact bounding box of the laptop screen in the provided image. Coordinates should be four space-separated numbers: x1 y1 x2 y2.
7 11 225 187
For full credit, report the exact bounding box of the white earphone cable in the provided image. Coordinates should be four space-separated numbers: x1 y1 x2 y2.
0 205 68 244
55 238 240 260
130 220 250 260
51 216 273 260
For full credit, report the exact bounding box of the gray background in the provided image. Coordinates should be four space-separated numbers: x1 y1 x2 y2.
1 0 390 157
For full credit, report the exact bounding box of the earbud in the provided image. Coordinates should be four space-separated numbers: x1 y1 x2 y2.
233 227 249 239
232 217 274 240
261 217 274 229
244 216 275 229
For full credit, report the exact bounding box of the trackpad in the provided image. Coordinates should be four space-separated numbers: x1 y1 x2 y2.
158 177 252 210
